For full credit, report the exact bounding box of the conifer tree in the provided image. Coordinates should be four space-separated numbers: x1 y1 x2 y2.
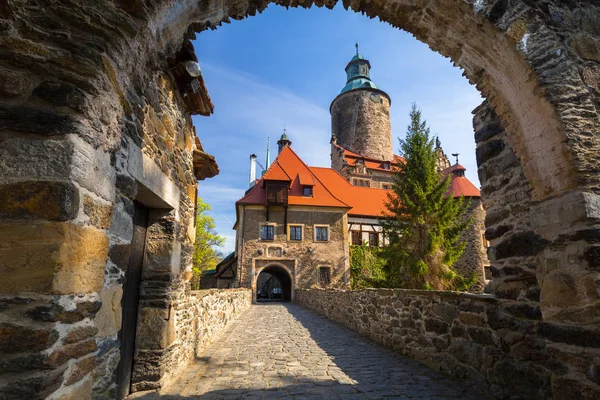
380 104 474 291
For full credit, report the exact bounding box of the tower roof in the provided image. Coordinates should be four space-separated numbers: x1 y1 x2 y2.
340 44 382 95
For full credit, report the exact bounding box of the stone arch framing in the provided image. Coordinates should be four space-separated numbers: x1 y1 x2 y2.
1 1 599 398
254 262 296 303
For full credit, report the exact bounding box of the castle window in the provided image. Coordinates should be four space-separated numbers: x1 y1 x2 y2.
382 184 390 190
289 225 302 241
484 266 492 281
261 225 275 241
302 186 313 197
315 225 329 242
352 179 358 186
383 162 390 170
351 230 362 245
369 232 379 247
318 266 331 285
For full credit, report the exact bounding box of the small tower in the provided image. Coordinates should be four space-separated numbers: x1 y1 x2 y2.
330 44 393 162
277 129 292 154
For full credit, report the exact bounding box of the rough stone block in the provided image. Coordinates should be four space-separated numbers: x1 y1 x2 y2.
0 137 73 181
65 356 95 386
0 181 79 221
83 195 113 229
27 299 101 324
47 339 97 367
94 286 123 337
135 307 176 350
0 323 58 354
142 240 181 280
0 223 109 294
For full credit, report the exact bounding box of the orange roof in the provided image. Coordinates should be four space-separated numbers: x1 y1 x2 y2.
448 176 480 197
237 146 349 208
333 142 404 173
442 164 481 197
262 160 291 182
237 147 480 218
310 167 390 218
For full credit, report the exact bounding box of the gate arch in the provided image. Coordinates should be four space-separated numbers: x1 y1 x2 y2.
1 1 599 398
255 263 294 303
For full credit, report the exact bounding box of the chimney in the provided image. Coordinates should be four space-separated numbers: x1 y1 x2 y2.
249 154 257 187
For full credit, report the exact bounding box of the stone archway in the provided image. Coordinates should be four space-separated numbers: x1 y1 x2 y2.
255 264 294 303
0 1 599 399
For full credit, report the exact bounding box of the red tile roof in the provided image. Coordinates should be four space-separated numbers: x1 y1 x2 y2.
442 164 481 197
310 167 390 218
261 160 291 182
237 146 480 219
333 142 404 172
237 146 349 209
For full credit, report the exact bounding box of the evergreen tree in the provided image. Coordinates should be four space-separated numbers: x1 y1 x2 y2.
380 104 474 291
191 198 225 289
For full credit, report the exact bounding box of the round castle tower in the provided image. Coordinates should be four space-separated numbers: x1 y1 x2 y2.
330 45 393 161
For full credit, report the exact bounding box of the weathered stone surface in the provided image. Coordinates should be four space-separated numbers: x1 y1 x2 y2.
296 288 566 399
0 223 109 294
0 181 79 221
65 356 95 386
47 339 97 367
64 326 99 345
28 299 102 324
0 323 58 354
570 33 600 62
83 195 113 229
94 286 123 337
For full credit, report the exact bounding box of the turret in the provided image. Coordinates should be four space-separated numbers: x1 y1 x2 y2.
330 44 393 161
277 130 292 154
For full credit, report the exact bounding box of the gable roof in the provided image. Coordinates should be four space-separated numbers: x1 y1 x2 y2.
310 167 390 218
236 145 481 220
237 146 349 209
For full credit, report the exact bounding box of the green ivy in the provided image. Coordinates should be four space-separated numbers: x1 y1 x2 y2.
350 243 389 289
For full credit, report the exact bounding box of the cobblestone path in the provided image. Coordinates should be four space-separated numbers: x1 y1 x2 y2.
133 303 483 399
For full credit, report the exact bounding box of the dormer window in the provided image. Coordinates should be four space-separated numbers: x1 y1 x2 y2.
383 162 390 170
302 186 313 197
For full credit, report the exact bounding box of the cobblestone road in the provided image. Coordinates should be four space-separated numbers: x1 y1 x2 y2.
133 303 483 399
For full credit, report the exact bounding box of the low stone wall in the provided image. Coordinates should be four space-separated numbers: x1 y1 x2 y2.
296 288 600 400
132 288 251 392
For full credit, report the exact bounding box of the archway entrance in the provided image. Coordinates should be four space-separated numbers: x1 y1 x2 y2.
256 265 293 302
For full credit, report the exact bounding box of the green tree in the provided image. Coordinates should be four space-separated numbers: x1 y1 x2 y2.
191 198 225 289
380 104 474 291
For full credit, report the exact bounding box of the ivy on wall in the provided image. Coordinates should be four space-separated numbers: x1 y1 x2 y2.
350 244 388 289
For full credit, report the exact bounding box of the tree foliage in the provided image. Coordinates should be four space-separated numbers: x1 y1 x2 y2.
380 104 474 291
191 197 225 288
350 243 388 289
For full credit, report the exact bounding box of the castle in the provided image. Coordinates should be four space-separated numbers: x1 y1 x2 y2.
211 47 489 299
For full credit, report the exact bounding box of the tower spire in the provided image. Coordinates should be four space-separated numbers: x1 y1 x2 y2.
266 136 271 169
355 42 359 56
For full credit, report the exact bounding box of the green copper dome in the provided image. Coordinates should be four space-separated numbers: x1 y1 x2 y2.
340 44 380 94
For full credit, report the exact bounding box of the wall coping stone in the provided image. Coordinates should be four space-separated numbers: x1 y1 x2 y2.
297 288 497 303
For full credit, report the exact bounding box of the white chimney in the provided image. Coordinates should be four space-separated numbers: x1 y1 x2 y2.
249 154 257 187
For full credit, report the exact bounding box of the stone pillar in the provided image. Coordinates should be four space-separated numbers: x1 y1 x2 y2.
0 78 115 398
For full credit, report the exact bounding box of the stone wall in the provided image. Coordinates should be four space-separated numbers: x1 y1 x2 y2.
296 288 600 399
452 199 489 293
1 0 599 399
133 288 251 391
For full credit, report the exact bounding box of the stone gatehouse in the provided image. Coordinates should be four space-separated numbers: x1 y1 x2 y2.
0 1 599 399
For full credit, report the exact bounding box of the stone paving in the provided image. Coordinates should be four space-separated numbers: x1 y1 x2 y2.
131 303 484 399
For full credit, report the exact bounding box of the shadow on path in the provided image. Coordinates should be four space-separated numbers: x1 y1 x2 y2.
129 303 486 400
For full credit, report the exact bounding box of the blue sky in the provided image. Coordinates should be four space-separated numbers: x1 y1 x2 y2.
192 4 483 254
